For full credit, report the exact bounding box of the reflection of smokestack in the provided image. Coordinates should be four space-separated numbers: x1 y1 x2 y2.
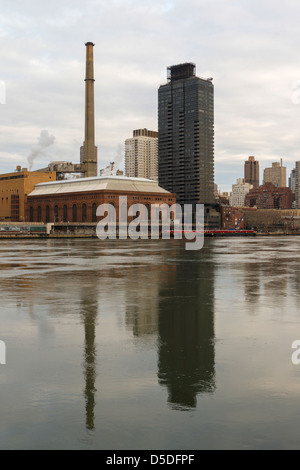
81 42 98 178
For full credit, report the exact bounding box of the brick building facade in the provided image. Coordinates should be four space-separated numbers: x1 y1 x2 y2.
26 176 176 223
245 183 293 210
220 206 246 230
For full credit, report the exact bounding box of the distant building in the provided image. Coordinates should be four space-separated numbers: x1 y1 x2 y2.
125 129 158 181
244 156 259 189
243 208 300 232
229 179 252 207
220 206 246 230
296 162 300 209
158 63 215 206
0 167 56 222
245 183 293 210
264 160 286 187
218 192 230 205
289 168 296 194
214 184 218 200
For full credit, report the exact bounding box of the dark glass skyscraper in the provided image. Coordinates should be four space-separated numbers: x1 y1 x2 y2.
158 63 215 206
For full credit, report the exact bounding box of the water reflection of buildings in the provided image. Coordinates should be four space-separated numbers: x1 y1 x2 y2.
243 251 288 307
11 268 99 433
125 243 216 411
158 248 216 410
125 263 175 337
80 287 98 431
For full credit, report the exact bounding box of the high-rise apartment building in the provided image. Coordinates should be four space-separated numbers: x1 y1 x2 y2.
229 178 252 207
289 168 296 194
158 63 215 206
264 160 286 187
125 129 158 181
244 156 259 189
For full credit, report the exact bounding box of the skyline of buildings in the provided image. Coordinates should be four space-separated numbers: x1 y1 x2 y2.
2 48 300 221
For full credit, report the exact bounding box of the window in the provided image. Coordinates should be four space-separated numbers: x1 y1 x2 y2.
30 206 34 222
73 204 77 223
46 206 50 223
63 205 68 222
54 205 59 222
82 204 87 223
92 203 97 222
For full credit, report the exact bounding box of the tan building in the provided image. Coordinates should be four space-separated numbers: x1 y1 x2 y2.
0 167 56 222
264 160 286 187
125 129 158 181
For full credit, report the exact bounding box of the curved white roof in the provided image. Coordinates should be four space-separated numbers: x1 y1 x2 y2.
28 176 173 197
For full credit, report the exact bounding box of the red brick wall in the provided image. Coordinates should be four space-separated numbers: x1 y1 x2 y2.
26 189 177 223
220 206 245 230
245 183 293 210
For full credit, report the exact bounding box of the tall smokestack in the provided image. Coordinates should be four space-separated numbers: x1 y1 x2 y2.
81 42 98 177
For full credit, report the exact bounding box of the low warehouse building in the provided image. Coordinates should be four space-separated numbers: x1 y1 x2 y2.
26 176 176 223
0 168 56 222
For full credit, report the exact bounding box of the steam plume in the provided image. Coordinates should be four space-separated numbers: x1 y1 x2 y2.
28 130 56 171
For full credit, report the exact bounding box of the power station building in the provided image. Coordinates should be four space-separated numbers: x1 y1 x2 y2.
26 176 176 223
0 167 56 222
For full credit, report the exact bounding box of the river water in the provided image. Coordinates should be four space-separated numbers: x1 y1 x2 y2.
1 237 300 450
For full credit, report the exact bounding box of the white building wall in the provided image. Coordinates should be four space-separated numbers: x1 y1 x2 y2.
229 178 253 207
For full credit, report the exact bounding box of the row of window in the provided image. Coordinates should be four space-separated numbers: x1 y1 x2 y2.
29 202 177 223
29 203 98 223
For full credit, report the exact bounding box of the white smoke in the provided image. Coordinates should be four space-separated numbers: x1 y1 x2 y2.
28 130 56 171
114 143 124 171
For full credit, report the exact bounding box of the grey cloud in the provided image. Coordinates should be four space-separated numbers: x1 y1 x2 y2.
0 0 300 187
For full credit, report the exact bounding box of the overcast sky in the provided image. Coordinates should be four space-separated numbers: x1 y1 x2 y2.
1 0 300 191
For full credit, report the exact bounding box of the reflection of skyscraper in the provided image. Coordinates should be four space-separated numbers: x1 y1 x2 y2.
81 287 98 431
125 263 175 337
243 256 287 308
157 245 216 410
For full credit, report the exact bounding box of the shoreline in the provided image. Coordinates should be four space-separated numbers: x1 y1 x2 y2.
0 231 300 240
